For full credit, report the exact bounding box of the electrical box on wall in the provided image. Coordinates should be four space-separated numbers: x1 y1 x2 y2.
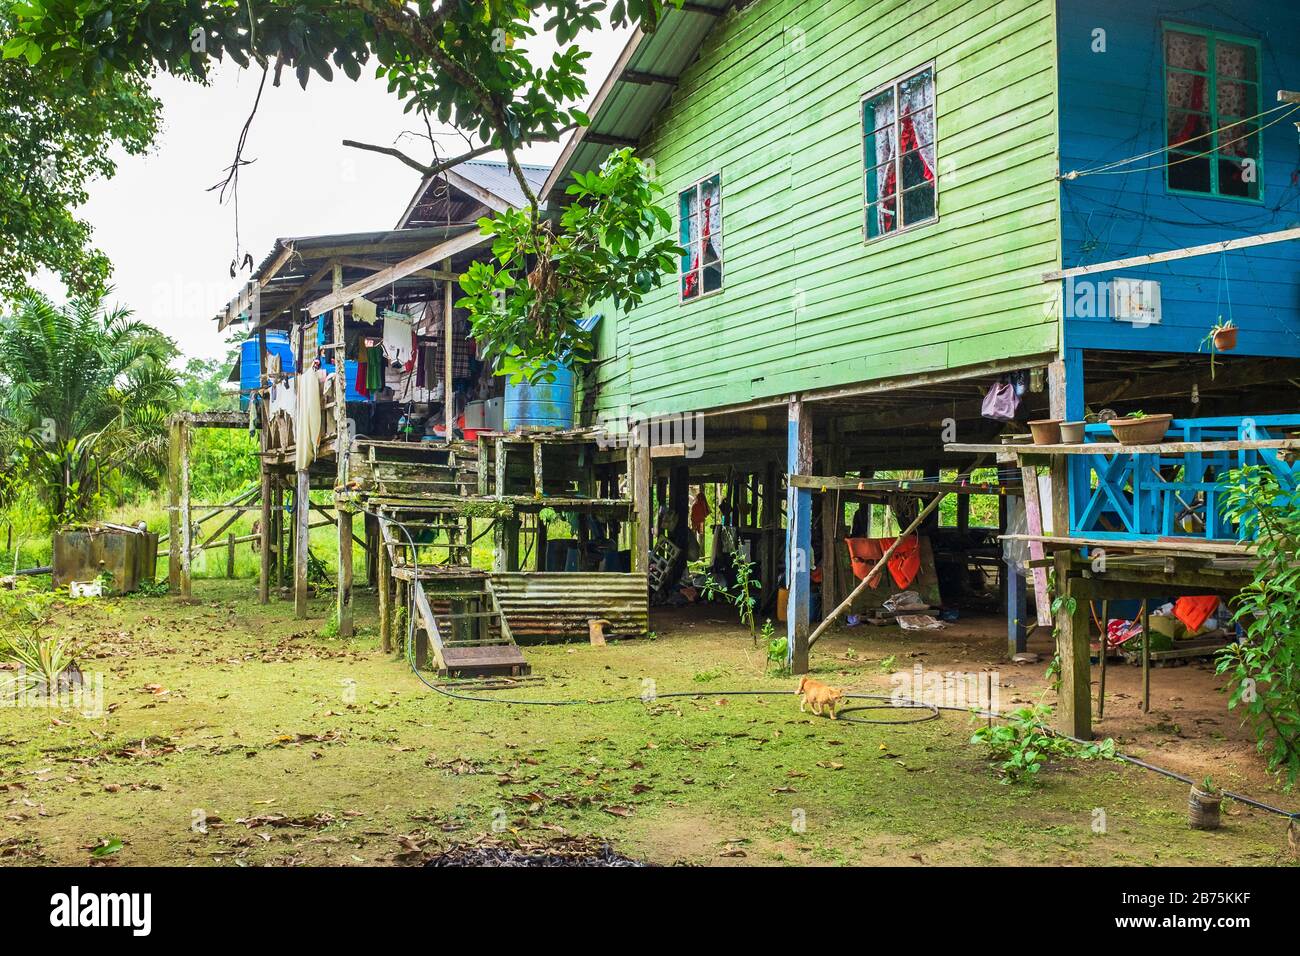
1110 277 1162 326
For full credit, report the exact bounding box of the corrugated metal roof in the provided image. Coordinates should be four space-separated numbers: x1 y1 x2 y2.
543 0 733 203
396 160 551 227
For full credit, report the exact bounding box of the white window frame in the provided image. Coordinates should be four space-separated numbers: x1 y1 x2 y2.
860 62 940 244
677 172 724 304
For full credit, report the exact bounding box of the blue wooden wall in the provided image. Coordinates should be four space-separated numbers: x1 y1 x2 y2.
1057 0 1300 358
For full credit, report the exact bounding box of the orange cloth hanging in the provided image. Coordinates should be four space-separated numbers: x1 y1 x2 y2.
845 538 886 587
690 492 709 534
885 536 921 590
1174 596 1220 634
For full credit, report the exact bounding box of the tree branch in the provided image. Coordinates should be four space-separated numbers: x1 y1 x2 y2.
341 138 498 177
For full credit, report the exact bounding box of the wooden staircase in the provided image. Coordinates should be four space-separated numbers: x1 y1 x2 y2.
378 516 529 678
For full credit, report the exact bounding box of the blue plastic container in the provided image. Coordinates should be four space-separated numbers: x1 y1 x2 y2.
320 360 367 404
504 364 575 430
240 331 295 408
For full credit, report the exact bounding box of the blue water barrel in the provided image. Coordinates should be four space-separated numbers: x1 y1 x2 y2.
240 331 295 408
504 365 575 430
320 360 367 404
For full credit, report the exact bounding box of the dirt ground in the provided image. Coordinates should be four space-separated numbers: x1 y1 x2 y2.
1 581 1296 867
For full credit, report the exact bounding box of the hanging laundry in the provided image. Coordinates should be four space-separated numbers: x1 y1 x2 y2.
355 351 369 399
690 491 709 534
366 344 384 393
294 369 323 471
352 297 378 325
382 310 413 368
885 536 921 590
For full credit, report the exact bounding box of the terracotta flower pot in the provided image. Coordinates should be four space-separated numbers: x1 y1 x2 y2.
1028 419 1061 445
1188 785 1222 830
1108 413 1172 447
1213 326 1238 351
1059 421 1086 444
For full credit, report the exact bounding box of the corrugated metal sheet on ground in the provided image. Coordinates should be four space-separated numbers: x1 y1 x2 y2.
489 572 648 641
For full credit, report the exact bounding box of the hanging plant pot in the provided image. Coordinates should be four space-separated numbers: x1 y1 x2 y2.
1213 326 1238 351
1108 413 1172 447
1188 784 1222 830
1028 419 1061 445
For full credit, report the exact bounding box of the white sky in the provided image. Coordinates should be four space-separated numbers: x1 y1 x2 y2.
36 24 628 363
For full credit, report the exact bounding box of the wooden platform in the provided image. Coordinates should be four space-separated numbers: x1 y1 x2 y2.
440 643 530 676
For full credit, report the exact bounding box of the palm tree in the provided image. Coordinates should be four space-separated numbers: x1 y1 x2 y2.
0 291 179 525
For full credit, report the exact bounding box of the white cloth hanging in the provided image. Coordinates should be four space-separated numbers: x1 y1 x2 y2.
382 310 413 367
294 369 324 471
352 297 378 325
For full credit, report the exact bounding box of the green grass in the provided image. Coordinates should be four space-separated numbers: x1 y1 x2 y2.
0 579 1295 866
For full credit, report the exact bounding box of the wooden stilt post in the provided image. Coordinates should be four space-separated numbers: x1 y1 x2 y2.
786 396 812 674
167 417 182 593
1140 598 1151 713
762 460 778 610
259 463 272 603
332 264 354 638
275 475 286 590
378 517 392 653
444 269 455 443
1047 360 1089 738
295 470 309 618
820 443 842 619
633 428 651 574
179 416 193 599
1054 551 1092 739
1097 599 1108 718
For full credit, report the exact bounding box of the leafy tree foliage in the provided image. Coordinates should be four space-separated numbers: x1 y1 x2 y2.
460 149 680 381
7 0 684 377
0 8 161 298
1217 465 1300 788
0 291 180 525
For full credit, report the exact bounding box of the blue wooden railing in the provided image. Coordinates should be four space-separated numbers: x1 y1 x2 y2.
1068 415 1300 542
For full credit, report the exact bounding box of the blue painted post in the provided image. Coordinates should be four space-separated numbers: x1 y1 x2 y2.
1005 494 1028 656
786 397 812 674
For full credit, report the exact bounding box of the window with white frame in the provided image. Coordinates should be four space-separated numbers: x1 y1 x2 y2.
679 173 722 300
862 65 937 239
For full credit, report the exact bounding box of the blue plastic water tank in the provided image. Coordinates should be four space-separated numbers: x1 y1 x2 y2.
503 365 575 430
240 331 295 408
320 360 368 404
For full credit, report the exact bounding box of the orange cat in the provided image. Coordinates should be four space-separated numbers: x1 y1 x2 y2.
797 676 845 719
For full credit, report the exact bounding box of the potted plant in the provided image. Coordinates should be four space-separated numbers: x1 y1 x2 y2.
1107 410 1173 446
1027 419 1062 445
1188 775 1222 830
1211 319 1238 352
1199 318 1237 380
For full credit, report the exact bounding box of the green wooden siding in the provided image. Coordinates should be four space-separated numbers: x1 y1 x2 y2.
587 0 1062 419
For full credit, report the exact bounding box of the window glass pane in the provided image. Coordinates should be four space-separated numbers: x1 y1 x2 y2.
1219 119 1259 158
702 229 721 265
1167 109 1210 147
864 160 895 205
700 175 721 241
1217 158 1258 198
901 182 936 226
900 143 936 191
866 197 897 239
1216 80 1254 119
899 68 934 114
703 263 722 294
1216 41 1257 80
682 270 699 300
863 89 895 134
1166 70 1208 111
1165 31 1207 71
1168 152 1211 192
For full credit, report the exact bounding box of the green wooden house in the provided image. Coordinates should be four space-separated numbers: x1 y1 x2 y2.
543 0 1300 737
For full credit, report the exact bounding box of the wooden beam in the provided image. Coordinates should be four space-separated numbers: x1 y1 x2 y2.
1043 226 1300 281
259 260 336 328
305 229 488 317
294 470 310 618
332 263 354 639
335 257 454 281
179 418 192 599
167 418 182 593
